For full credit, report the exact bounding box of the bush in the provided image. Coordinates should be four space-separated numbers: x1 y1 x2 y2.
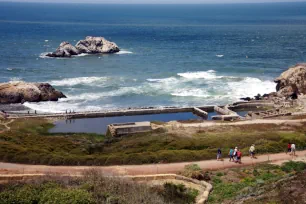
281 161 306 173
180 164 210 181
160 182 199 204
40 188 94 204
0 184 40 204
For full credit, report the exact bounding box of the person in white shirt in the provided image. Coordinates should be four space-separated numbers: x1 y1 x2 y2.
249 144 255 158
291 143 296 156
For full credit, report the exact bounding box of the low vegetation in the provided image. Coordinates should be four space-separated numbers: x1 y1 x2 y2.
0 170 199 204
208 161 306 203
153 182 199 204
179 164 210 181
0 118 306 165
0 170 164 204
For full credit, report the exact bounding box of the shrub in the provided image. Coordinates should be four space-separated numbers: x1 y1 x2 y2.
281 161 306 173
160 182 199 204
40 188 94 204
180 164 210 181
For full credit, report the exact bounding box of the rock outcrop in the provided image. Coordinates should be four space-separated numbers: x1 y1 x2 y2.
46 42 80 58
75 36 120 54
0 82 66 104
46 36 120 58
274 63 306 98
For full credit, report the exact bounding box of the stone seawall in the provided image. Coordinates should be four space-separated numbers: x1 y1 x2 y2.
8 106 215 120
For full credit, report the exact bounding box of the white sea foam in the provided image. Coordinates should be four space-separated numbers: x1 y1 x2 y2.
147 77 177 83
23 101 79 113
75 53 89 57
171 88 210 98
116 50 133 55
177 70 221 79
25 69 276 112
216 55 224 58
23 100 108 113
227 77 275 100
48 76 109 87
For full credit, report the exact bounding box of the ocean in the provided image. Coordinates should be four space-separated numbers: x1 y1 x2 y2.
0 2 306 113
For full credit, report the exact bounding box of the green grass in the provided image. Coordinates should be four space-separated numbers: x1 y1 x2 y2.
1 119 306 165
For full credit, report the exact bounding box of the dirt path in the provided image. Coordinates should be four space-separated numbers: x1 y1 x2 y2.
0 119 14 134
1 150 305 177
162 118 306 129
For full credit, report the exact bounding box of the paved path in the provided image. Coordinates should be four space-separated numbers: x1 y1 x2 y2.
1 150 306 177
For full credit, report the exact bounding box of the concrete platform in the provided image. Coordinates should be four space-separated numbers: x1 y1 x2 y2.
107 121 152 137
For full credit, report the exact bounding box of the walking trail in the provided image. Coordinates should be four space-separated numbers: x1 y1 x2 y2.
1 150 306 177
162 118 306 129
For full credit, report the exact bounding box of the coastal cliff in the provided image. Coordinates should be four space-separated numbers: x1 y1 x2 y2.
274 63 306 98
0 82 66 104
46 36 120 58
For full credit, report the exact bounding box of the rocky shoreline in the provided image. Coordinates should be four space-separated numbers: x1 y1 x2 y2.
0 82 66 105
1 63 306 115
45 36 120 58
241 63 306 101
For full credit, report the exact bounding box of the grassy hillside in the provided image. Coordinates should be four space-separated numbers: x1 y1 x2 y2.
0 118 306 165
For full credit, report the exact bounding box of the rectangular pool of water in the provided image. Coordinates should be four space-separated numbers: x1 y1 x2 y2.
49 111 248 135
49 112 206 135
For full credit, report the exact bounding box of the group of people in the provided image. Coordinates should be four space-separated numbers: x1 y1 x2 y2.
287 143 296 156
217 144 256 164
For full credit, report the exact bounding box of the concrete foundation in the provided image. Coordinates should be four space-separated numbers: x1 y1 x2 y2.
107 121 152 137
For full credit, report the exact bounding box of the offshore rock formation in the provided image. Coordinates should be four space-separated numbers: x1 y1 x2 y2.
275 63 306 98
46 36 120 58
0 82 66 104
75 36 120 54
46 42 80 58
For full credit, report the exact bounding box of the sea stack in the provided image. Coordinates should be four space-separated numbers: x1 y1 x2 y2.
0 82 66 104
46 36 120 58
274 63 306 98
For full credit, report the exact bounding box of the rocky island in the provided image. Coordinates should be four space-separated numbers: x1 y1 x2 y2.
45 36 120 58
0 82 66 104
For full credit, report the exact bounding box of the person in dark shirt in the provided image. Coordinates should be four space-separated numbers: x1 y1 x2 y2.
217 148 222 161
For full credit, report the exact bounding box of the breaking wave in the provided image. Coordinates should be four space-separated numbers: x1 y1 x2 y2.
25 70 276 113
116 50 133 55
48 76 109 87
177 70 222 79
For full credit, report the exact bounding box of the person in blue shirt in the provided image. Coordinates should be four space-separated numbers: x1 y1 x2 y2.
228 148 234 162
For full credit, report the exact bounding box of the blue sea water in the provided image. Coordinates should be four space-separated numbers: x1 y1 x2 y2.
0 2 306 113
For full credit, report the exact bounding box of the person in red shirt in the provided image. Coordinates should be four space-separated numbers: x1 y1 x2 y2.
236 150 242 164
287 143 291 154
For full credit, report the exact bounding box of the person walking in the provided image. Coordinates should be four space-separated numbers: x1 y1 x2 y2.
233 147 238 162
236 150 242 164
229 148 234 162
287 143 291 154
217 148 222 161
249 144 255 158
291 143 296 156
